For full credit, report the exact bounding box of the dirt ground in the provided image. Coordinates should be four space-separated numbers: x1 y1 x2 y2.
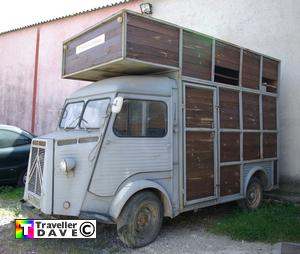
0 200 273 254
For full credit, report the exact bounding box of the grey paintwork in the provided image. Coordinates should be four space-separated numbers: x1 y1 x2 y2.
23 75 276 222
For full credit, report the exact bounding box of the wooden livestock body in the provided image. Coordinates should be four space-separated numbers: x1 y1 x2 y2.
62 10 279 206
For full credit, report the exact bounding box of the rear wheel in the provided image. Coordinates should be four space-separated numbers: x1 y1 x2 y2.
238 177 263 211
117 191 163 248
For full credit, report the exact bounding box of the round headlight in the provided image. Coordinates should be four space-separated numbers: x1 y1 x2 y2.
60 160 67 173
60 158 76 174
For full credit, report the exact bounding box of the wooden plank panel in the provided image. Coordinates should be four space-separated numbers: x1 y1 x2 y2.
219 88 239 129
243 92 260 129
220 132 240 162
186 131 214 200
263 133 277 158
182 31 212 80
220 165 240 196
126 13 179 67
263 57 278 93
263 95 277 130
186 87 214 128
64 17 123 75
242 50 260 89
243 133 260 160
215 41 240 71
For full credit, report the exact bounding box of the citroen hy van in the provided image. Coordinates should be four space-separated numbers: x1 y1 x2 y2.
22 10 279 247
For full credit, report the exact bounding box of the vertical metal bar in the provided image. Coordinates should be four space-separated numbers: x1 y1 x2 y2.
215 87 220 198
259 56 264 159
122 11 127 60
178 28 184 211
276 60 281 187
31 27 40 134
239 48 243 87
211 39 216 82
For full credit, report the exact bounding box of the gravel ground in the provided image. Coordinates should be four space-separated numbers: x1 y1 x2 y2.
0 201 273 254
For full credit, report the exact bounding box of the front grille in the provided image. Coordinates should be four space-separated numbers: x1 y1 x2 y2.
27 141 46 200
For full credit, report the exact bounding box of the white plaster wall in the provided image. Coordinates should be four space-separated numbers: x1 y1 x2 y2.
146 0 300 190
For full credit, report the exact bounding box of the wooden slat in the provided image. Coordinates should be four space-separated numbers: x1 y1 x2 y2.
242 50 260 89
262 57 278 93
263 95 277 130
220 165 240 196
126 13 179 67
64 17 123 76
220 132 240 162
186 131 214 200
263 133 277 158
243 133 260 160
182 30 212 80
215 41 240 71
243 92 260 129
186 87 214 128
219 88 239 129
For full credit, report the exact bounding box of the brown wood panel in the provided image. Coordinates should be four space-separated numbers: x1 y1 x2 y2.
243 132 260 160
64 17 123 75
182 30 212 80
186 87 214 128
263 133 277 158
186 131 214 200
263 57 278 93
126 13 179 67
220 132 240 162
242 50 260 89
243 92 260 129
215 41 240 71
220 165 240 196
263 95 277 130
219 88 239 129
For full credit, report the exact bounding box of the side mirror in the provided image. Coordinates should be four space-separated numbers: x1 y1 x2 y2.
111 96 124 114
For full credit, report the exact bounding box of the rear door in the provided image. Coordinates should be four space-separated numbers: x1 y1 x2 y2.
184 83 217 204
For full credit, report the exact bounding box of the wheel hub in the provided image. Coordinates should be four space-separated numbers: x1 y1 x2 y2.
136 207 151 231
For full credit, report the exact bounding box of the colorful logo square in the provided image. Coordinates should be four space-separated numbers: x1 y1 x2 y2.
15 220 34 239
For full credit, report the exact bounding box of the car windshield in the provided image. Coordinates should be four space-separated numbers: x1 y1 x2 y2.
60 101 84 129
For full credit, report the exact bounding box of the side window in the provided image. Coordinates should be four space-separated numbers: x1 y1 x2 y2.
113 100 167 137
0 130 31 148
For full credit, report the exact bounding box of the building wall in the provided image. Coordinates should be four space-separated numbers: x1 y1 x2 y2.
0 0 142 135
146 0 300 191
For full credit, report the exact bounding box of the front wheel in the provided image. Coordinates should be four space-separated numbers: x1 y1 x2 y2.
117 191 163 248
238 177 263 211
17 169 27 186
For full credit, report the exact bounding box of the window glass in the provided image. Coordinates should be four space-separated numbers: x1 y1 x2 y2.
113 100 167 137
80 99 110 128
0 130 31 148
60 101 84 129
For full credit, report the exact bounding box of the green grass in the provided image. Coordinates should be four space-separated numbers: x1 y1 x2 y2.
212 202 300 242
0 186 24 201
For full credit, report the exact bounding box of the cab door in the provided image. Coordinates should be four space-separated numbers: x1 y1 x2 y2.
184 83 217 204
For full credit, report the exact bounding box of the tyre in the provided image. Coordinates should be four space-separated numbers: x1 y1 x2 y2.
117 191 163 248
238 177 263 211
17 169 27 186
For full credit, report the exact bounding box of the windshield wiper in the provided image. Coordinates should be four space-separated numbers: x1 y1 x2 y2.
64 115 81 130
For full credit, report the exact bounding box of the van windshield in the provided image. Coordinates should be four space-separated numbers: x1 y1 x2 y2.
59 99 110 129
60 101 84 129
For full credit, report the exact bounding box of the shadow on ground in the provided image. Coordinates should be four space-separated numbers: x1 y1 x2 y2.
0 202 236 254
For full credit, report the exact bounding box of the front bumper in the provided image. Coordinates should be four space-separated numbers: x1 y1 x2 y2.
21 199 114 224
